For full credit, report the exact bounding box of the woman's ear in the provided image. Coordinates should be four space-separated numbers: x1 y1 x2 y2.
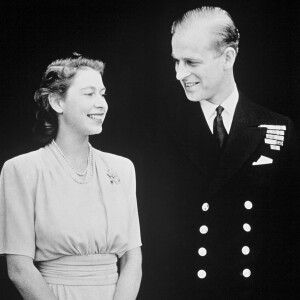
48 94 64 114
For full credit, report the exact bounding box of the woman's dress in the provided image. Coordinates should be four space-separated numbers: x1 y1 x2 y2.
0 143 142 299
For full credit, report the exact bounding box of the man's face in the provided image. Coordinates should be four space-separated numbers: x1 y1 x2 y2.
171 27 227 104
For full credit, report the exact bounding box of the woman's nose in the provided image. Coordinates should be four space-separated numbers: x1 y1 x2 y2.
94 95 108 111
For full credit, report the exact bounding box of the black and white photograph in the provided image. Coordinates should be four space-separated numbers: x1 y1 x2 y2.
0 0 299 299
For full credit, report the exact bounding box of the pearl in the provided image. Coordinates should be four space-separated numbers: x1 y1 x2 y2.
51 140 93 184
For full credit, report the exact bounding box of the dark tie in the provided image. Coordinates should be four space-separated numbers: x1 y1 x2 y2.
213 106 228 148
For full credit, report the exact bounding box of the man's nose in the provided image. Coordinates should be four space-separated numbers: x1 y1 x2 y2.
176 62 190 80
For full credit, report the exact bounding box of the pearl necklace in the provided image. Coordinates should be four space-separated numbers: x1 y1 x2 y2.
51 140 94 184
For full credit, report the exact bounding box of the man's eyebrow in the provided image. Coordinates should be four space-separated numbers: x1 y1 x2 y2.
172 57 202 63
171 53 181 60
171 53 201 61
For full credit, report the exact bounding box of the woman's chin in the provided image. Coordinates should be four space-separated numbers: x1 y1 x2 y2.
88 127 103 136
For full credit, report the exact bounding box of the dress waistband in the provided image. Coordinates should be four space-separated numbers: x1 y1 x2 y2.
38 254 118 286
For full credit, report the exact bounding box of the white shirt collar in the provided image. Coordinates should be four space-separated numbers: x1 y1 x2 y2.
199 86 239 134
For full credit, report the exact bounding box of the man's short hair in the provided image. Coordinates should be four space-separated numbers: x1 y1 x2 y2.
171 6 240 55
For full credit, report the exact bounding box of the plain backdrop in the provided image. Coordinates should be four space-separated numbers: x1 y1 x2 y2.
0 0 299 298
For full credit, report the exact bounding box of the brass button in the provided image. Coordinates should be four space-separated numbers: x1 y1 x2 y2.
243 223 251 232
198 247 207 256
202 203 209 211
197 270 206 279
244 201 253 210
242 246 250 255
242 268 251 278
199 225 208 234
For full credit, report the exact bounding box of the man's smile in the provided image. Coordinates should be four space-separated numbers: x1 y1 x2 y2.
184 82 199 88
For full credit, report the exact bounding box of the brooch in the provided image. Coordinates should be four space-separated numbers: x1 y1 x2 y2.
107 169 120 184
259 124 286 151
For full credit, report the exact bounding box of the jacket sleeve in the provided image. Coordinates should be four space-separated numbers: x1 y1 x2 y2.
125 160 142 252
0 159 36 259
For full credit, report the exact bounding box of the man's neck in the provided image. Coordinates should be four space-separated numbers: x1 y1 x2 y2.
206 77 236 105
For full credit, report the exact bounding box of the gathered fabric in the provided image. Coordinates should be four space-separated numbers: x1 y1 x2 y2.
38 254 118 286
37 254 118 300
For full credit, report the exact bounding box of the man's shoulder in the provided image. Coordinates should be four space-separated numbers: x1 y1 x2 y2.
238 94 292 126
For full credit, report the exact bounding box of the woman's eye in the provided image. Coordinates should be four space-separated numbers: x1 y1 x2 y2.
85 92 94 96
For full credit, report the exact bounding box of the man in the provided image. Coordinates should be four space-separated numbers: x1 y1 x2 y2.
140 6 298 300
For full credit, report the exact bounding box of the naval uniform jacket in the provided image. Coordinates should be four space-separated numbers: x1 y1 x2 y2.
140 94 299 300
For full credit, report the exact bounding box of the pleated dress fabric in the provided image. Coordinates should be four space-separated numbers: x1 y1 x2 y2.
0 144 142 300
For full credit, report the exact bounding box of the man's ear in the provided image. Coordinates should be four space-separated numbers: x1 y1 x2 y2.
223 47 237 69
48 94 64 114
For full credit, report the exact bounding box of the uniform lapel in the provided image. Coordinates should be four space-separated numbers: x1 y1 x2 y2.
206 96 267 199
172 100 220 178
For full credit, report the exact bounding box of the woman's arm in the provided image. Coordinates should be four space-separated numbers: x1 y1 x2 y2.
7 254 57 300
113 247 142 300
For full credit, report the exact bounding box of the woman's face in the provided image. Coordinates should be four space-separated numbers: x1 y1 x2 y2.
59 67 108 137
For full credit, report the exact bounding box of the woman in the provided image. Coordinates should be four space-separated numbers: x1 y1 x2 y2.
0 56 142 300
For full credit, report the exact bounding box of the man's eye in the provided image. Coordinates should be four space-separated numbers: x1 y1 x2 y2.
85 92 94 96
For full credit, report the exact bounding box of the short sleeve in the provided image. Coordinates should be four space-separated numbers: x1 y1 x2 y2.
0 159 36 258
125 161 142 252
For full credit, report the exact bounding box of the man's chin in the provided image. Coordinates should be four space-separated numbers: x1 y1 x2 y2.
185 91 201 102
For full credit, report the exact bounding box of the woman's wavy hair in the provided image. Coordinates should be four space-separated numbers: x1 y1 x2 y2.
33 54 105 145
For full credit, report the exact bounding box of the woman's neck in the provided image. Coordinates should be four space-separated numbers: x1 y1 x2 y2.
53 133 90 172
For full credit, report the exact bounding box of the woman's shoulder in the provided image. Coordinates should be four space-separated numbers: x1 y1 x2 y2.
93 148 134 170
3 148 44 171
